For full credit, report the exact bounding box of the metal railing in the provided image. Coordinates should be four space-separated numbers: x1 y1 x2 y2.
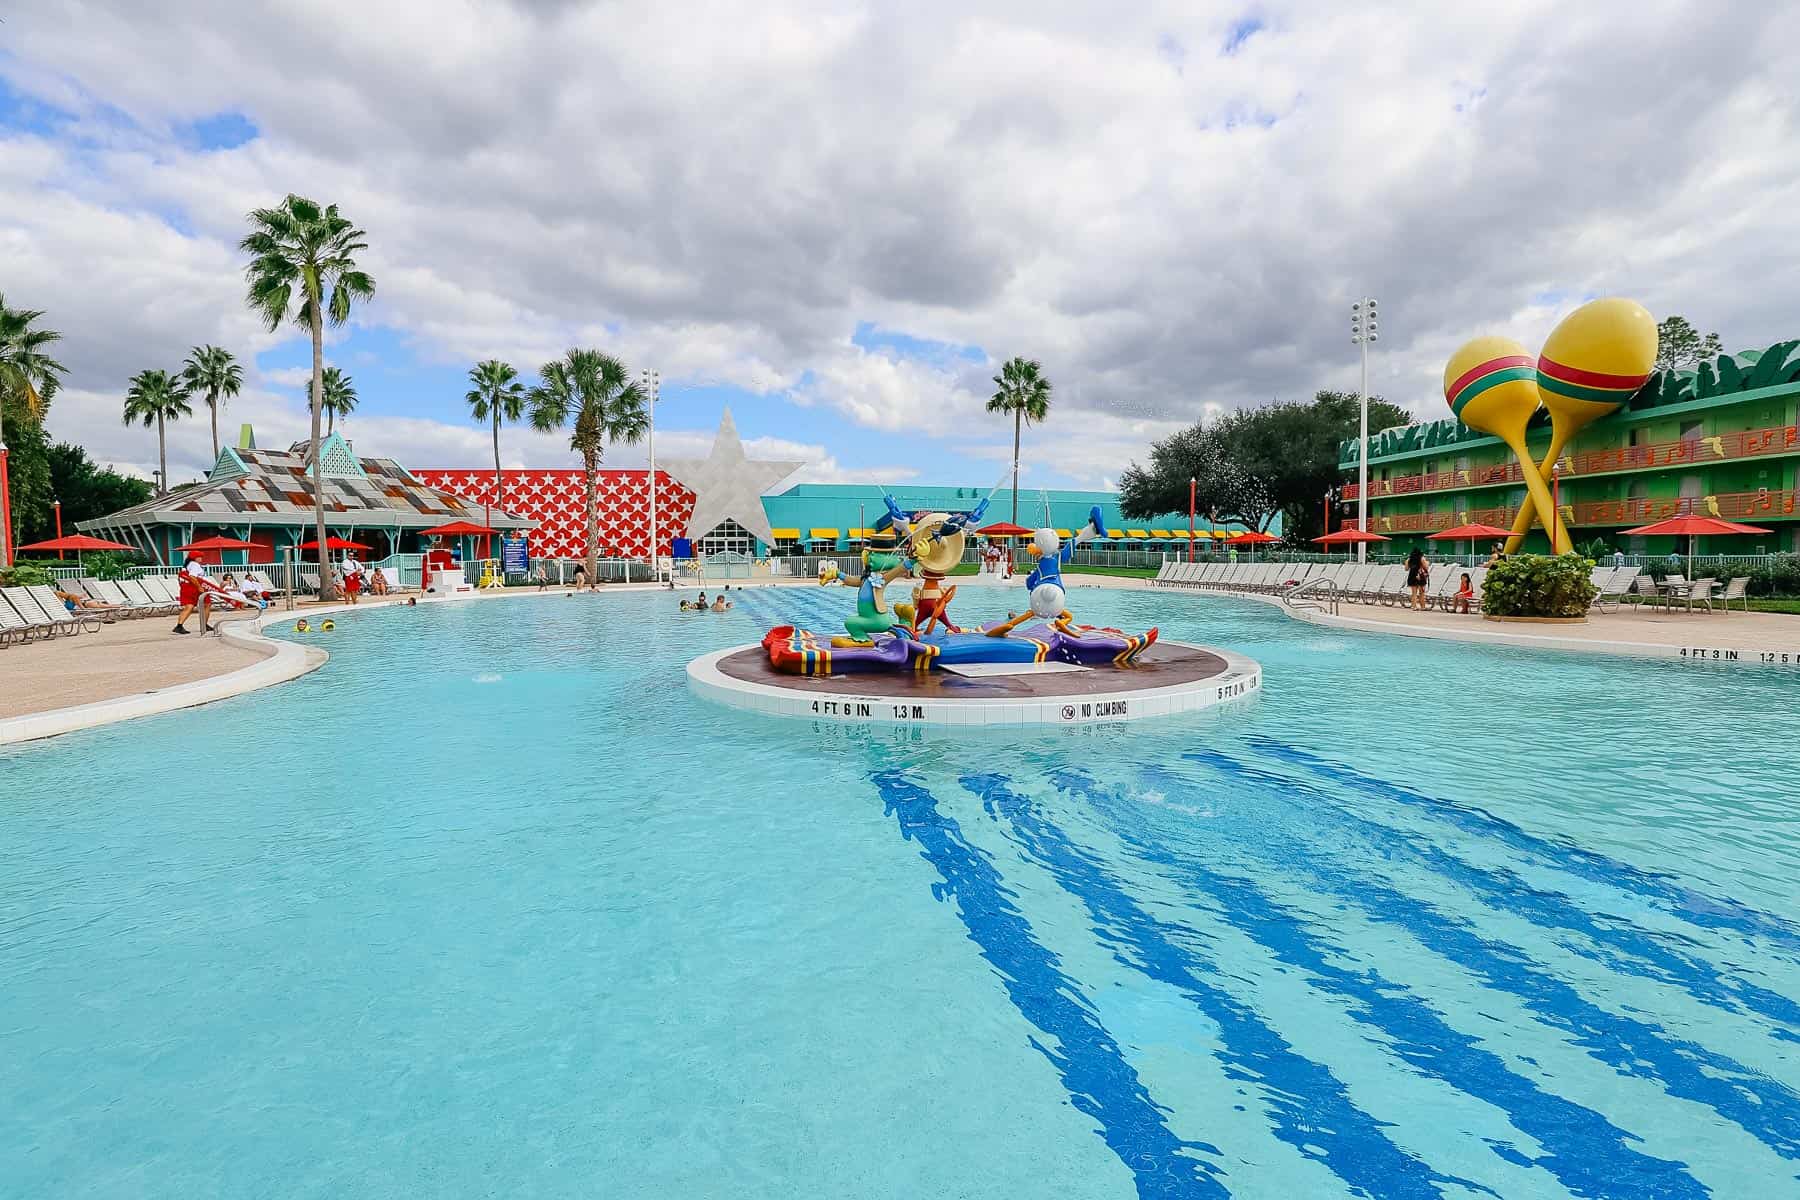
1284 575 1340 615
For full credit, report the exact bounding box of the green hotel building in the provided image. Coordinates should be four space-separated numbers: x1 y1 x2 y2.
1338 338 1800 556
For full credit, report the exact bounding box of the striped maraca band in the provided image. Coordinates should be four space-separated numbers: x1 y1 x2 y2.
1445 354 1535 417
1536 356 1652 404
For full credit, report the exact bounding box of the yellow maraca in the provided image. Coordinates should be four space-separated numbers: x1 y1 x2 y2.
1502 298 1659 553
1444 336 1569 552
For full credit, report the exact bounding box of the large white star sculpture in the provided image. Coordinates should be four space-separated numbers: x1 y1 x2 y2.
661 408 802 546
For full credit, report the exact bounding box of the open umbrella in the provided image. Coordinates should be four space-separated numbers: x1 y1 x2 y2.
15 533 136 570
1313 528 1390 556
1427 521 1515 563
976 521 1033 538
419 521 496 537
1621 514 1771 567
1226 530 1280 562
296 536 371 552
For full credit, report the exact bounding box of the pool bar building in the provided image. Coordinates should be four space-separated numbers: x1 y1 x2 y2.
1339 338 1800 555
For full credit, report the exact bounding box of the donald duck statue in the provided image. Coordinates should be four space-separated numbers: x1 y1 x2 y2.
985 506 1107 637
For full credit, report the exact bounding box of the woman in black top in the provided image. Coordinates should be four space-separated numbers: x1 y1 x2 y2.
1405 547 1429 611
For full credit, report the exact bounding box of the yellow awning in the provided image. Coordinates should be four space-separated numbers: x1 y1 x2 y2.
1126 529 1150 538
848 528 876 538
1149 529 1173 539
769 528 801 540
1055 528 1073 538
809 528 840 539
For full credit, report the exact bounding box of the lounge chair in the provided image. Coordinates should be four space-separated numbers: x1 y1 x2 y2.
0 592 50 643
1425 571 1461 611
29 584 109 629
1718 576 1751 613
139 576 180 605
1631 575 1662 608
2 587 83 637
118 579 177 615
85 579 160 617
1593 567 1639 612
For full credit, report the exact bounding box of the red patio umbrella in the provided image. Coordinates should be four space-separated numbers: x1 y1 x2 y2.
1313 527 1391 557
1427 522 1515 561
976 521 1034 538
419 521 496 537
296 536 371 551
16 534 136 553
1226 530 1280 561
1621 515 1771 566
176 535 260 552
14 533 137 569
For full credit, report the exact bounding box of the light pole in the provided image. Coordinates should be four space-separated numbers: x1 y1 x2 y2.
1350 297 1380 561
53 499 63 559
1188 476 1197 563
1551 458 1563 555
0 417 11 569
640 367 660 582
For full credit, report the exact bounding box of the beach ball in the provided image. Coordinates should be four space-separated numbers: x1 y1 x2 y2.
1536 297 1658 425
1029 582 1066 618
1443 335 1540 438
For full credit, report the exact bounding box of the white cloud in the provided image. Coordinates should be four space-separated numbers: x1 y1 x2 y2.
6 0 1800 485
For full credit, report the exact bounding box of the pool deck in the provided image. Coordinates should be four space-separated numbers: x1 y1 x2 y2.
5 575 1798 745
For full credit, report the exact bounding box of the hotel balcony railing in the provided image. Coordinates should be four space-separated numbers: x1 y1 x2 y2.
1354 487 1800 534
1342 423 1800 501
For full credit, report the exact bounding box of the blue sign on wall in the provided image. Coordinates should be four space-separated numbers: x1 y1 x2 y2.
671 537 694 560
502 537 529 573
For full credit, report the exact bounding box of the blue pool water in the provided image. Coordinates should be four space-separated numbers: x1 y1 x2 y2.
3 586 1798 1198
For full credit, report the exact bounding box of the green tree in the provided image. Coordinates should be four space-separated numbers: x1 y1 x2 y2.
1121 390 1410 543
987 356 1052 528
121 369 192 496
0 296 67 561
320 366 357 433
40 442 152 539
241 194 376 600
1 395 53 554
466 359 528 522
179 344 243 463
1655 315 1725 372
528 350 648 581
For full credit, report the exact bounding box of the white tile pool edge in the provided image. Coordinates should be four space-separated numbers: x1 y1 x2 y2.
686 641 1264 727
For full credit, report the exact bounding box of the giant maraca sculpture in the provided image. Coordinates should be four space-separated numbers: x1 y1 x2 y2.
1444 336 1570 552
1502 298 1659 553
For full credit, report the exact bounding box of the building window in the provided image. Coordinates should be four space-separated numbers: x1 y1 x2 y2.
697 518 756 558
1680 419 1703 441
1627 428 1640 447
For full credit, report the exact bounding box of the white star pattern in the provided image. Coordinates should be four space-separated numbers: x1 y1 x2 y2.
414 469 697 559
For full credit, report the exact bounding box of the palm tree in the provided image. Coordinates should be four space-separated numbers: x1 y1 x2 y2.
241 194 375 600
320 366 357 433
528 349 648 582
0 296 66 563
179 345 243 464
122 370 192 496
466 359 528 525
987 356 1053 528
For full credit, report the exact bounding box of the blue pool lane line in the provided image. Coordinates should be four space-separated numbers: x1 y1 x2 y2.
1042 768 1718 1200
959 772 1488 1200
1075 758 1800 1168
1249 737 1800 957
1181 750 1800 1040
1157 753 1800 1158
870 769 1230 1199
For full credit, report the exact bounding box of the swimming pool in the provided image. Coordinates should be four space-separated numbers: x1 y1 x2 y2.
3 587 1796 1198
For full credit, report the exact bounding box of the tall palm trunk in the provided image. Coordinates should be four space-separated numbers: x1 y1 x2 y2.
309 304 334 600
492 416 504 528
209 390 220 462
582 446 600 583
1010 407 1022 528
157 412 168 496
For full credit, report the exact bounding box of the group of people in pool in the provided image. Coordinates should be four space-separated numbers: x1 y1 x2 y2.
678 587 734 613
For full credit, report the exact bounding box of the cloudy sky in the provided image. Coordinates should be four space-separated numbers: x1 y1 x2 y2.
4 1 1796 489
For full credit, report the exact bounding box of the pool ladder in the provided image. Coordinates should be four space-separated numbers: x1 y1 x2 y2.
1284 575 1340 616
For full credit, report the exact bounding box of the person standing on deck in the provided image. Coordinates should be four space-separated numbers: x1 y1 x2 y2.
173 551 214 635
